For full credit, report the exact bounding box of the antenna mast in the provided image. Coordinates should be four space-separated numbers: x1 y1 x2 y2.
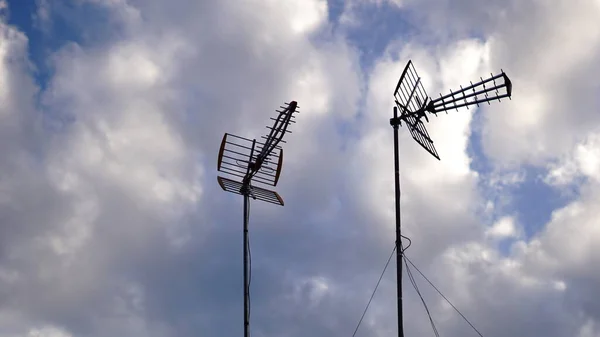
217 101 300 337
389 60 512 337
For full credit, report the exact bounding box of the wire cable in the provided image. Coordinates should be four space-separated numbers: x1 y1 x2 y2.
400 234 412 252
404 255 440 337
351 245 396 337
350 236 411 337
403 254 484 337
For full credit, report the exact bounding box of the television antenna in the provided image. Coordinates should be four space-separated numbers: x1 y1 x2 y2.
217 101 299 337
389 60 512 337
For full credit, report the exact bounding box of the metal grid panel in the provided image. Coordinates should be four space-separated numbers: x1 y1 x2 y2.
404 115 440 160
217 176 284 206
393 60 429 116
217 133 281 187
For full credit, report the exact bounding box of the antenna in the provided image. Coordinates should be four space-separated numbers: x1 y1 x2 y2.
392 60 439 160
216 101 299 337
389 60 512 337
392 60 512 160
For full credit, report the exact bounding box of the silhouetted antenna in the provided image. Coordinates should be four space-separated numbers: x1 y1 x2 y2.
389 60 512 337
216 101 299 337
392 60 437 159
425 71 512 115
218 101 299 201
392 60 512 160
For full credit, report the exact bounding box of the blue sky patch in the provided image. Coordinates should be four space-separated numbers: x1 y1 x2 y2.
468 110 577 241
333 1 417 70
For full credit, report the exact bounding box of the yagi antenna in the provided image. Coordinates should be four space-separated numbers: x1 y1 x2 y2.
217 101 299 201
391 60 512 160
389 60 512 337
216 101 299 337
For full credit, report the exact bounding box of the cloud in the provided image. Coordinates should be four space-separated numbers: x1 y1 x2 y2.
0 0 364 336
338 0 404 28
27 326 73 337
545 131 600 187
352 1 600 335
2 0 600 337
32 0 51 32
473 0 600 166
486 216 520 239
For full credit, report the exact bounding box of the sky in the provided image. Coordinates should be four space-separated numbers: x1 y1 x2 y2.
1 0 600 336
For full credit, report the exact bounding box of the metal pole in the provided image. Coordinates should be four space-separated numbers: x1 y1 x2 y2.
392 106 404 337
243 193 250 337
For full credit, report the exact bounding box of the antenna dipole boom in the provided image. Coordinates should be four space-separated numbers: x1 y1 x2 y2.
259 101 297 160
426 71 512 114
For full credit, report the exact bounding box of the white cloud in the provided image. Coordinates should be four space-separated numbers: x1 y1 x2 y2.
339 0 404 27
575 133 600 181
27 327 72 337
578 319 600 337
283 0 328 34
33 0 51 32
480 0 600 166
545 158 579 187
545 130 600 187
488 169 526 188
486 216 519 239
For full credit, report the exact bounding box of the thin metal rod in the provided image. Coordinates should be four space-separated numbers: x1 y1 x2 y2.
243 194 250 337
433 72 504 102
429 93 511 113
392 106 404 337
